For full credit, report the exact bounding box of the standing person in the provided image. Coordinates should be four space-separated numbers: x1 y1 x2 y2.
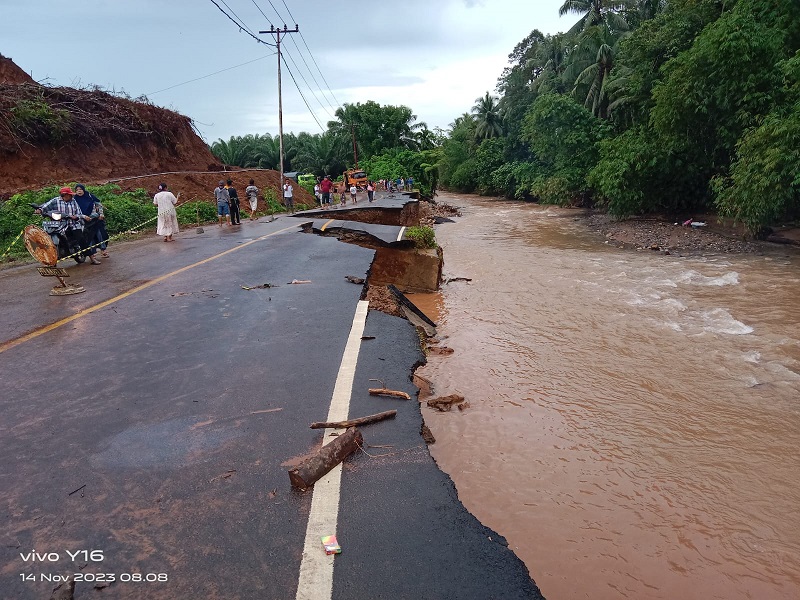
215 180 231 226
283 178 294 214
367 180 375 202
314 181 321 207
153 183 179 242
226 179 241 225
92 199 110 257
245 179 259 220
349 183 357 204
73 184 102 264
339 186 347 207
407 176 414 191
320 175 333 207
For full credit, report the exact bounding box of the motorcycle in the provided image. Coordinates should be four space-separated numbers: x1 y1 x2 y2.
30 203 99 264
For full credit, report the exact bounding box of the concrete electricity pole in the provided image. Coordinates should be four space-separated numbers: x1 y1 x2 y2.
259 24 299 189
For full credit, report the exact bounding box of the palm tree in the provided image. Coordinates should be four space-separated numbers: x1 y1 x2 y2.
293 131 348 176
565 24 623 118
472 92 503 141
560 0 631 118
559 0 632 37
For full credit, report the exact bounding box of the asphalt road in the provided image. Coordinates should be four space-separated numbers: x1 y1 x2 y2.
0 215 543 599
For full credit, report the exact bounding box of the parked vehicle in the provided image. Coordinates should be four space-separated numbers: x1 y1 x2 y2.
343 169 368 191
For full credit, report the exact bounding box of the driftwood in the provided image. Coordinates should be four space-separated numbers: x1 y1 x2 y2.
368 388 411 400
288 427 363 489
427 394 465 412
310 410 397 429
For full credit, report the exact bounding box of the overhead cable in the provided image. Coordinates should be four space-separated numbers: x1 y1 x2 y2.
146 54 276 96
281 54 325 132
208 0 275 47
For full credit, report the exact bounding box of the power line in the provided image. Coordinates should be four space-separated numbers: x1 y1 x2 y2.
280 0 343 109
285 36 339 113
146 54 276 96
218 0 261 37
255 0 342 113
249 0 275 27
281 54 325 132
280 44 334 119
208 0 275 47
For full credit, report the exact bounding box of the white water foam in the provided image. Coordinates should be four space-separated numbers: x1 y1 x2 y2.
698 308 753 335
742 351 761 363
676 270 740 287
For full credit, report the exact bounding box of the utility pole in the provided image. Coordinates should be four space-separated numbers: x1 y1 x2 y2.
350 123 358 168
259 24 299 190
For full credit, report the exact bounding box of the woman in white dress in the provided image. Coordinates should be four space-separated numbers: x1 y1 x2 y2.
153 182 179 242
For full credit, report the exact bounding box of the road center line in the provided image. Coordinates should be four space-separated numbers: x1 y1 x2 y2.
0 224 299 355
396 226 406 242
295 300 368 600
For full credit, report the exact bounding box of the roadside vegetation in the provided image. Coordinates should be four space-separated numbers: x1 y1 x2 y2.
405 226 437 249
212 0 799 237
1 184 233 260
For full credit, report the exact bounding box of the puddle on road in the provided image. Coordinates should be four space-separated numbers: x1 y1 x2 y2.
92 416 243 469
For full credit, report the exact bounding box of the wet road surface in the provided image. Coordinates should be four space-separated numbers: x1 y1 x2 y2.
0 214 541 599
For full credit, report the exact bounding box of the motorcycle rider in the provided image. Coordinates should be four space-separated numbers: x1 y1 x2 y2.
35 186 95 262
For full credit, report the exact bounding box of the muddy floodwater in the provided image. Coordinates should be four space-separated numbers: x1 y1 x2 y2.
415 194 800 600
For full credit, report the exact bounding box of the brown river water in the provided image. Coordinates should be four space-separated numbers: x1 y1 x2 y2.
412 194 800 600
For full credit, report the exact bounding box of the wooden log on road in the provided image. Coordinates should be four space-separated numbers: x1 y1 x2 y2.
309 410 397 429
368 388 411 400
288 427 363 490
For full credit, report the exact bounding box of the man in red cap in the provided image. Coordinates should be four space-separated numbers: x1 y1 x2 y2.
36 186 99 264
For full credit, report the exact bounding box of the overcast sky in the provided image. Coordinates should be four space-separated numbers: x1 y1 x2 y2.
2 0 569 144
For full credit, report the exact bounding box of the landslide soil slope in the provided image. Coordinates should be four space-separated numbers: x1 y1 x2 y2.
0 55 313 207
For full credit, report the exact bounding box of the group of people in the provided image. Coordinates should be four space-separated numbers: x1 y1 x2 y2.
215 178 262 226
379 177 413 193
37 185 110 264
312 176 378 208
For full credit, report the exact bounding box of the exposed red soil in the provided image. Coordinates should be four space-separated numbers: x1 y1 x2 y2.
0 55 35 84
107 169 315 211
0 55 314 208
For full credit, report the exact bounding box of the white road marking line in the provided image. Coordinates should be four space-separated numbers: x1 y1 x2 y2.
295 300 369 600
396 226 406 242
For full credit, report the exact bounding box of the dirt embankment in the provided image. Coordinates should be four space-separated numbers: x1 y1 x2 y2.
587 212 800 256
107 169 315 209
0 54 315 207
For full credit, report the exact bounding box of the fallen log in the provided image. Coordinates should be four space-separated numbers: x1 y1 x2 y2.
289 427 363 489
368 388 411 400
310 410 397 429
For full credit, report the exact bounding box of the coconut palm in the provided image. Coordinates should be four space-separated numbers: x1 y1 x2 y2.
565 24 624 118
472 92 503 141
559 0 632 37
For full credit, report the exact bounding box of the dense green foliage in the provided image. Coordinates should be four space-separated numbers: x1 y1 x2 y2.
435 0 800 233
210 101 437 181
0 184 220 260
207 0 799 234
